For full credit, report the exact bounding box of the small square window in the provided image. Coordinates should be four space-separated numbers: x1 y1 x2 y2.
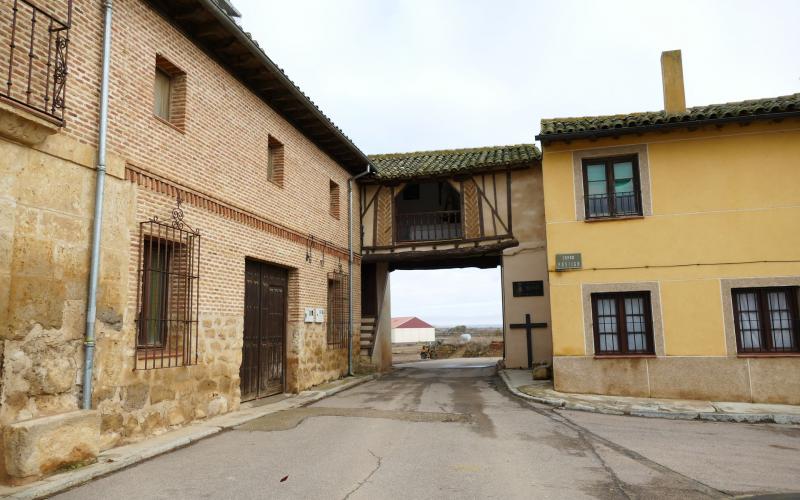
153 55 186 131
267 136 284 187
582 155 642 219
329 180 340 219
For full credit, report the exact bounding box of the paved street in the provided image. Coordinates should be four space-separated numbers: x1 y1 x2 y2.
57 359 800 499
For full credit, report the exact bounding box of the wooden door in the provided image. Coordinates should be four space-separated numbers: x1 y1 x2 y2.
241 260 287 401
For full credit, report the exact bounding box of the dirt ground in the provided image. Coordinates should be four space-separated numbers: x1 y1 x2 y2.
392 329 503 364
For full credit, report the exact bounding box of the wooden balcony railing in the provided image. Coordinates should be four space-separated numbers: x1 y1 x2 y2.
395 210 462 243
1 0 72 123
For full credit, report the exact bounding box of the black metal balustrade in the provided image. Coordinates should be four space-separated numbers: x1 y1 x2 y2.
396 210 462 242
586 190 641 219
1 0 72 123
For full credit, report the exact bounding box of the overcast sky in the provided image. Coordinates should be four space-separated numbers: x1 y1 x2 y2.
237 0 800 326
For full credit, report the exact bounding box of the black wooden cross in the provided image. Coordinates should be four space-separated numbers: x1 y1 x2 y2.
509 313 548 369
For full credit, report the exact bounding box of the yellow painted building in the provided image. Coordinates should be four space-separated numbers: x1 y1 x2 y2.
537 51 800 404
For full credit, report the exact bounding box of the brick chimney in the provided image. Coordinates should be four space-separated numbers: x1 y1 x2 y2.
660 50 687 114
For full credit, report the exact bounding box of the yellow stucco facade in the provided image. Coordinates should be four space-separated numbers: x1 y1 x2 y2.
542 118 800 404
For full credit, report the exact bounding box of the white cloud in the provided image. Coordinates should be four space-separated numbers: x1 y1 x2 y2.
389 268 502 326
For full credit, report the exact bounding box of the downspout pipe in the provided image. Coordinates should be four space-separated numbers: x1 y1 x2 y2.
82 0 113 410
347 164 373 376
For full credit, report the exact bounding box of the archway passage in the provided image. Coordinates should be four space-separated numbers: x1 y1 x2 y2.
389 266 504 366
359 144 549 375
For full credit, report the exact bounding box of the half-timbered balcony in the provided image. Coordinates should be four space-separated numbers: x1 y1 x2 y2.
0 0 72 124
361 144 541 270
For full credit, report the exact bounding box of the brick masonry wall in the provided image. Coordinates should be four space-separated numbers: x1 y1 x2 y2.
60 1 358 251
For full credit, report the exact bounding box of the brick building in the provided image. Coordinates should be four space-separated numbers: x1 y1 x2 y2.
0 0 380 483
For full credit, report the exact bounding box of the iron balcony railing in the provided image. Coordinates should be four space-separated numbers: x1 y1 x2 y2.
395 210 463 243
1 0 72 123
586 190 641 219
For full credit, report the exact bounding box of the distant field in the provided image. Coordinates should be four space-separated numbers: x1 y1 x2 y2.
392 325 503 363
435 326 502 338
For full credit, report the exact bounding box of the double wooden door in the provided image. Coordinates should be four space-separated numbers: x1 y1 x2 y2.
241 260 286 401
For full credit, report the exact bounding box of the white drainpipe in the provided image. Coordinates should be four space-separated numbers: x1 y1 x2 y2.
347 164 372 376
82 0 113 410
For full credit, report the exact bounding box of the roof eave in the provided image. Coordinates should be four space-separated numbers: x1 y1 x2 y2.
536 111 800 145
364 159 540 184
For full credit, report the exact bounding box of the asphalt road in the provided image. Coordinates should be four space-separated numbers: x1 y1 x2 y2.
56 358 800 499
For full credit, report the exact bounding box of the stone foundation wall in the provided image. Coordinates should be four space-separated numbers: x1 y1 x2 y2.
0 135 132 425
0 129 134 481
553 356 800 405
288 323 348 393
91 313 243 450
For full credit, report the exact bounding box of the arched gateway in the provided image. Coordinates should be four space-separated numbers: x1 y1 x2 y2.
358 145 551 372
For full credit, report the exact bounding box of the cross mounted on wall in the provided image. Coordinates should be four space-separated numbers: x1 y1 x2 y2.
509 313 548 369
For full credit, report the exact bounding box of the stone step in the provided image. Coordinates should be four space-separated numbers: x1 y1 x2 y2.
360 325 374 332
360 317 376 324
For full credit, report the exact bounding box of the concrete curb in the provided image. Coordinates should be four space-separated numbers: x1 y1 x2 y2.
3 374 378 500
498 370 800 425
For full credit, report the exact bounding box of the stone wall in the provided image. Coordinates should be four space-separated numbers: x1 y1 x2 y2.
0 116 134 481
0 135 132 427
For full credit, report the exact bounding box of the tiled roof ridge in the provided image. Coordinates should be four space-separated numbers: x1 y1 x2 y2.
543 92 800 123
367 143 541 181
369 143 538 160
539 93 800 138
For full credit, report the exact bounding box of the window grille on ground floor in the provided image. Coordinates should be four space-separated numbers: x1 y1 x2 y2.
135 204 200 369
733 287 799 354
327 271 349 349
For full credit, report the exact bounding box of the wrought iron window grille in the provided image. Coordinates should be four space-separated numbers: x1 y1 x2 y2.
135 196 201 369
327 270 349 350
2 0 72 123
